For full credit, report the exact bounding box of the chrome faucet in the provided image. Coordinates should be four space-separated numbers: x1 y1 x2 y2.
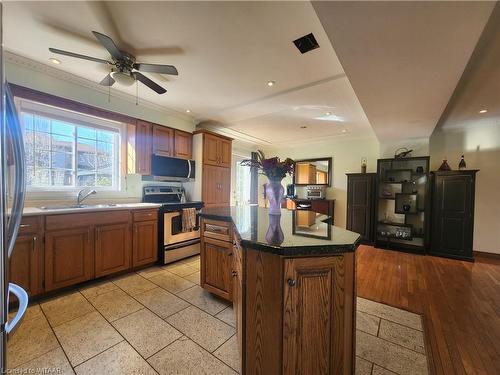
77 188 97 206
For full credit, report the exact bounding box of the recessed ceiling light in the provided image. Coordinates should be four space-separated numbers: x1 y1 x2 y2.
267 80 275 87
479 109 488 114
49 58 61 65
325 112 332 116
341 129 347 133
186 109 191 113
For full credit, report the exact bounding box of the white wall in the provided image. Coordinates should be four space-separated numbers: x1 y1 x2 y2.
262 136 380 229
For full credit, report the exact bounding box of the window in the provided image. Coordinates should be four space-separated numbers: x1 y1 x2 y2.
18 99 122 191
233 155 251 206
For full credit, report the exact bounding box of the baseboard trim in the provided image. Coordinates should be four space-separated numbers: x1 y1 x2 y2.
473 250 500 259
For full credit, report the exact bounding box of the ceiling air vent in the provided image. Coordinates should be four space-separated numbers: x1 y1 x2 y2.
293 33 320 54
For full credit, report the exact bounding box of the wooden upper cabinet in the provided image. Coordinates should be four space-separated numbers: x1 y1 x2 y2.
153 125 174 156
135 120 152 175
44 227 94 292
174 130 193 160
296 163 317 184
95 223 131 277
203 133 232 168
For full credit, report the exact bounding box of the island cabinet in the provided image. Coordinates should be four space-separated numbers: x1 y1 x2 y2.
243 249 356 375
200 218 233 301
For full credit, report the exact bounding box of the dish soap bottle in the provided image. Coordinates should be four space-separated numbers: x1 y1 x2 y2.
458 155 467 170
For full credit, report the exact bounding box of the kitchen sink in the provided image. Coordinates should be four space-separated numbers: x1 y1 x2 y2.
39 203 118 210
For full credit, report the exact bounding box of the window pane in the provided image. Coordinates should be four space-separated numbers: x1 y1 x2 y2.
51 152 72 169
35 132 51 150
35 150 50 168
97 174 112 187
51 134 73 152
51 121 74 137
77 127 96 140
51 169 73 186
22 113 34 131
25 147 34 167
77 137 96 152
77 151 96 171
34 116 50 133
77 173 96 187
97 131 114 143
34 169 50 186
26 166 35 187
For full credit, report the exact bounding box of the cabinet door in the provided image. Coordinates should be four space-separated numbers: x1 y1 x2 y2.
10 234 43 298
136 120 152 174
203 133 220 166
347 175 374 243
219 138 232 168
174 130 193 159
431 173 474 259
232 241 244 369
133 220 158 267
153 125 174 156
95 223 131 277
202 165 220 206
283 257 336 375
218 167 231 206
201 237 232 301
45 227 94 291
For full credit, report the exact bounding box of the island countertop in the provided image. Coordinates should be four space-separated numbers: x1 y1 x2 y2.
200 206 360 256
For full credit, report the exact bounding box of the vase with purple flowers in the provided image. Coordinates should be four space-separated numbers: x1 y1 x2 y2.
241 150 294 215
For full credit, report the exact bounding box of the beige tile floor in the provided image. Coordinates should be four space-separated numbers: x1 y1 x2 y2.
7 255 429 375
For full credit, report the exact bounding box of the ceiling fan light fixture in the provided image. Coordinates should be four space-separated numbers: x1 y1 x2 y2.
111 71 135 87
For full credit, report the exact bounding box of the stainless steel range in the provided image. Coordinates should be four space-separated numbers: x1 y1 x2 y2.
142 186 204 264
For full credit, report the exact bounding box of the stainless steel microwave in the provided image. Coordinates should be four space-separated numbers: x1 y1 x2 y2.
306 185 326 200
146 155 195 181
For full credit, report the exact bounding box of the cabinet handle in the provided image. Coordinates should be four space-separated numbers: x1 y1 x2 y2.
20 224 30 228
287 278 296 287
232 270 237 277
228 252 233 257
32 236 37 249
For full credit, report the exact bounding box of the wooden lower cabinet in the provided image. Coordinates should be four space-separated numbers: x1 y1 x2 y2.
201 236 233 301
10 234 43 298
95 223 131 277
244 249 356 375
133 220 158 267
44 227 94 291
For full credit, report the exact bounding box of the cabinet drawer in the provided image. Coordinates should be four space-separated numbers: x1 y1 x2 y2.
202 219 232 242
133 210 158 222
46 210 130 230
19 216 41 235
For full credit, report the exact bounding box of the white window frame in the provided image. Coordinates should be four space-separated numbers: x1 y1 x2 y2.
16 98 125 193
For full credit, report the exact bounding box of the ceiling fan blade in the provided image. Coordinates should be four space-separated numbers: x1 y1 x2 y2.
99 74 115 86
49 48 111 65
133 63 178 76
134 72 167 94
92 31 124 60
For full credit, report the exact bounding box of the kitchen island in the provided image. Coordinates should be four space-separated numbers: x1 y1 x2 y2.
199 206 360 375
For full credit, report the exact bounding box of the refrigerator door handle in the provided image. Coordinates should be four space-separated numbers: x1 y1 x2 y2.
5 283 28 336
5 84 26 259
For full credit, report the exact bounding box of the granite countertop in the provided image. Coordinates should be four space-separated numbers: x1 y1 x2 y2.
200 206 360 256
21 202 161 216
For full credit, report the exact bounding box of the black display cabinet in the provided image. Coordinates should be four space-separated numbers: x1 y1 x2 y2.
375 156 430 253
429 170 478 261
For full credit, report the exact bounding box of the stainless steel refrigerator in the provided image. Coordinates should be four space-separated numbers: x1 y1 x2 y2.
1 3 29 370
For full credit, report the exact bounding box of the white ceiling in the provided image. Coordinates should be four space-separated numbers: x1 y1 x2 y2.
4 1 374 145
312 1 496 142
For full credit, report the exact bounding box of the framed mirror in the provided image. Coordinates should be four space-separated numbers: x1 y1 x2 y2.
293 157 332 186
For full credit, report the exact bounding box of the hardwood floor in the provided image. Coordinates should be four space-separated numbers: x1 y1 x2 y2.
357 245 500 375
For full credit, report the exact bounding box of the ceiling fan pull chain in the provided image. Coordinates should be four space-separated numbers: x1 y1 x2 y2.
136 80 139 106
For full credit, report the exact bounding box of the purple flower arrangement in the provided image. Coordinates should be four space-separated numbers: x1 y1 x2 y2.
241 150 294 181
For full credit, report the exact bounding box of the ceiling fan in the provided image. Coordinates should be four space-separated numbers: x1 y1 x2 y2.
49 31 178 94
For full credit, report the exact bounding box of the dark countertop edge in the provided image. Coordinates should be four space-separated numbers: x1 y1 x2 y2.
200 211 361 255
240 238 360 256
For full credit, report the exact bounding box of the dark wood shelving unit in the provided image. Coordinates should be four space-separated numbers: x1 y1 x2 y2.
375 156 430 254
